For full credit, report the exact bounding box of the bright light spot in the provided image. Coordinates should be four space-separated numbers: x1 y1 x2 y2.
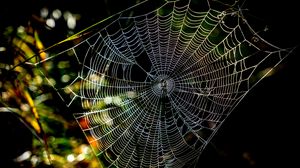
127 91 137 98
89 73 100 81
2 92 10 100
113 96 122 106
34 76 43 85
52 9 62 19
42 151 52 165
63 11 72 20
29 85 38 92
14 151 32 162
20 104 30 112
43 151 47 157
77 154 85 161
63 87 72 94
40 51 48 59
104 97 113 104
35 94 51 105
48 78 56 86
5 65 10 70
63 10 78 29
46 18 55 28
0 47 6 52
102 112 113 126
17 26 25 34
81 145 90 154
67 154 75 162
105 64 110 71
61 74 70 83
67 16 76 29
31 155 39 166
40 8 49 18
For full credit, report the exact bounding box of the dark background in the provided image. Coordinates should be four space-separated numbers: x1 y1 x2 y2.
199 0 300 167
1 0 299 167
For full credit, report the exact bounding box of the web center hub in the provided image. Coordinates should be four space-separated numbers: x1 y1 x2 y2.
151 75 175 97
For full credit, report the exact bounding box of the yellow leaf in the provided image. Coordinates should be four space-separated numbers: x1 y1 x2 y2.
12 38 35 59
34 31 44 50
24 115 41 134
24 90 39 119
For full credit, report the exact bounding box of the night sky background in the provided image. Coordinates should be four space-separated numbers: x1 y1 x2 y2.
1 0 299 167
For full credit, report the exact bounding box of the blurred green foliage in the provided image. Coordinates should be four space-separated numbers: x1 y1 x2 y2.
0 4 101 168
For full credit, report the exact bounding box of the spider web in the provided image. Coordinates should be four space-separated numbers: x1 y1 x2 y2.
29 0 292 167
